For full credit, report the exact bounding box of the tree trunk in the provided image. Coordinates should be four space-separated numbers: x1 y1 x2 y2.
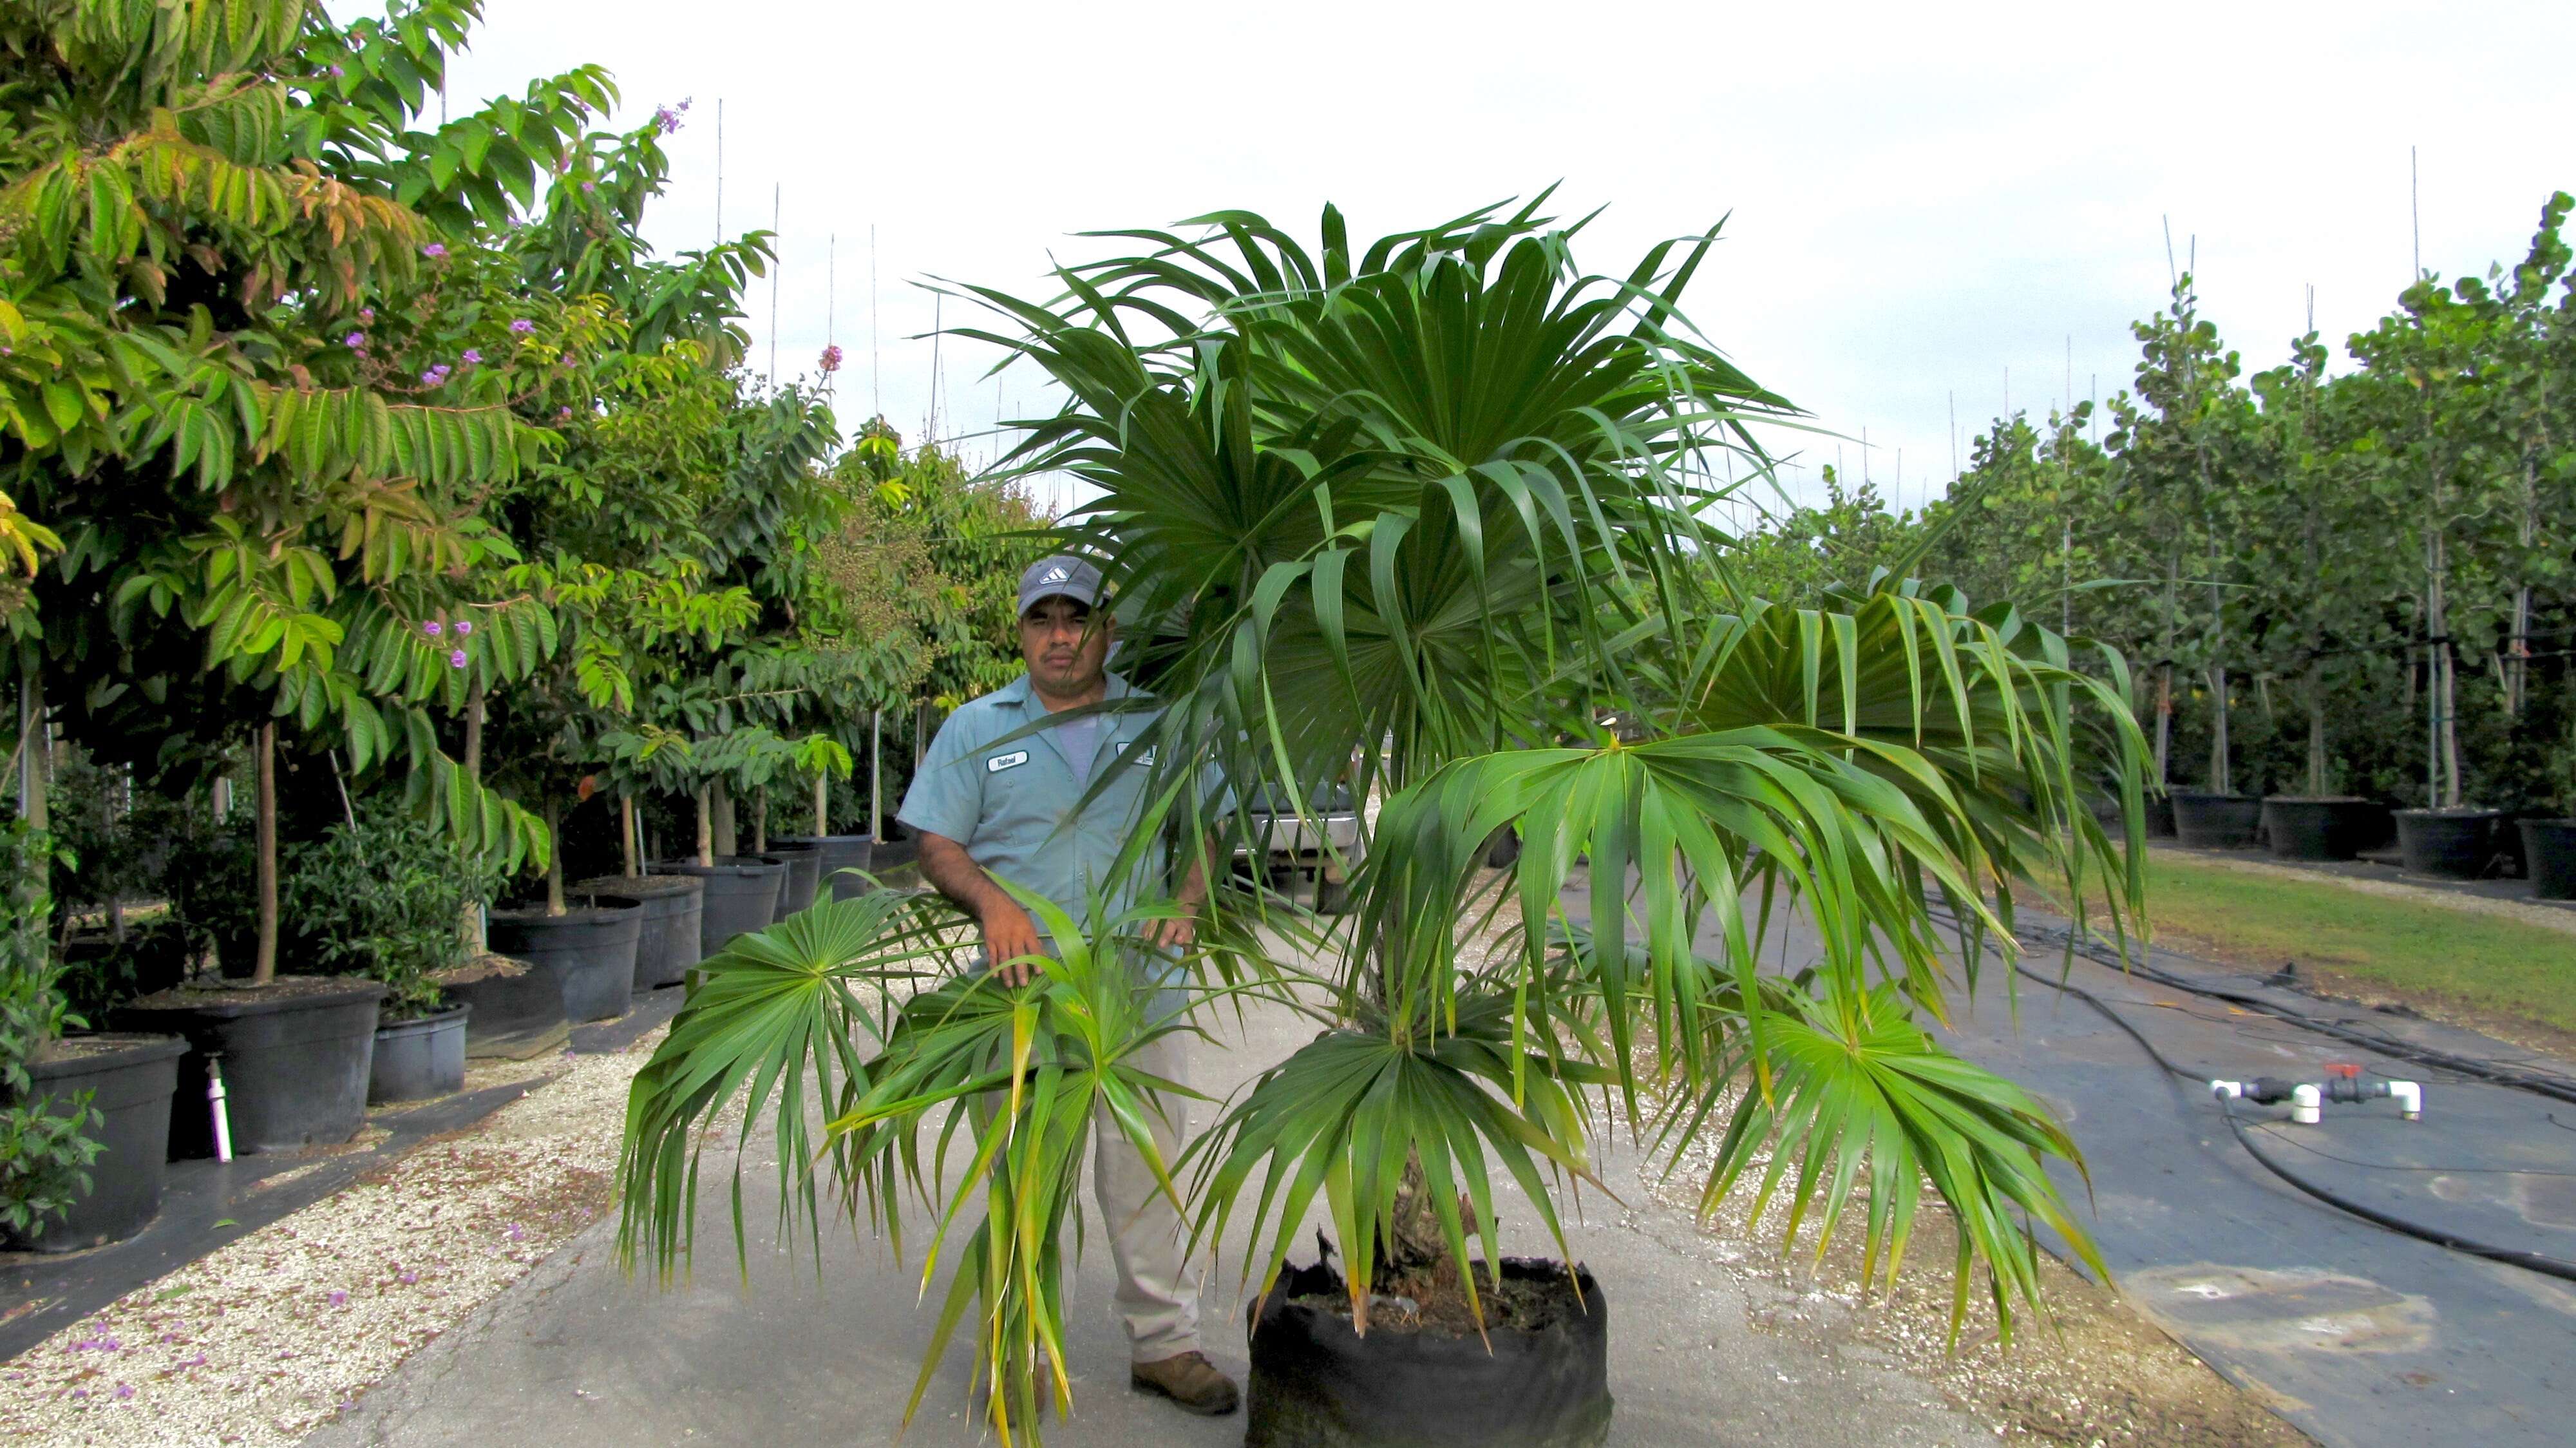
695 783 715 867
813 770 829 837
712 779 737 857
253 721 279 986
2207 664 2231 795
463 682 486 778
2305 661 2329 796
752 788 767 853
2427 526 2461 808
16 671 45 830
621 794 639 877
460 683 488 955
868 710 882 841
544 797 567 915
2152 555 2179 786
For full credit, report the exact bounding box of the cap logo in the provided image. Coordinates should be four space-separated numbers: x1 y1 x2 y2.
1043 566 1069 584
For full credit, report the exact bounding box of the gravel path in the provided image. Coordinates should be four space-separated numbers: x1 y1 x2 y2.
0 1035 657 1447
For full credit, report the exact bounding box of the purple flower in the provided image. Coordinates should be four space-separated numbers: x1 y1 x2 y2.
558 352 574 367
580 180 596 194
819 344 843 374
453 620 473 636
421 242 447 259
327 1290 348 1308
69 1388 87 1400
180 1353 207 1368
506 1223 526 1242
397 1272 418 1285
652 99 690 134
421 368 444 385
115 1384 135 1400
460 349 482 365
509 318 535 335
448 648 468 669
422 620 444 637
359 307 375 323
328 64 345 79
345 332 366 348
556 405 573 420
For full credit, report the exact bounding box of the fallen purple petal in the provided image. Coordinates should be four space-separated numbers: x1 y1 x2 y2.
328 1290 348 1307
115 1383 135 1400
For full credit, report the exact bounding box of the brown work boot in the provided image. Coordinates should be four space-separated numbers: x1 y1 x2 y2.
1130 1350 1239 1416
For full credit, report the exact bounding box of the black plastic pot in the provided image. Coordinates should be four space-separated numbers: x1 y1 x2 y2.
2262 797 2386 862
435 956 565 1060
758 844 822 922
2521 819 2576 901
368 1005 469 1105
2171 791 2262 849
772 833 876 900
2144 792 2177 839
650 857 785 955
1 1034 185 1252
2395 808 2505 879
572 873 705 989
486 897 643 1024
113 978 388 1158
1244 1256 1610 1448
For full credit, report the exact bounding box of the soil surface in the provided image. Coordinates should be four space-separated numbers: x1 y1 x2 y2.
1294 1259 1584 1337
123 976 382 1007
424 953 530 987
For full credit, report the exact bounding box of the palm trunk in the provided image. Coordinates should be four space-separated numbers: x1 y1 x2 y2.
813 771 828 837
621 794 639 877
695 783 715 868
253 721 279 986
712 779 737 857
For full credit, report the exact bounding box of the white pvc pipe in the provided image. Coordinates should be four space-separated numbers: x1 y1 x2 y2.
207 1058 234 1163
2387 1080 2423 1120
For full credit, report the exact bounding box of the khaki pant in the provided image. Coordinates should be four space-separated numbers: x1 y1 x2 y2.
973 958 1200 1364
1095 1022 1200 1363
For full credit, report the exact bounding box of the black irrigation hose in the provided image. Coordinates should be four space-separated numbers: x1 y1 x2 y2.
2007 958 2576 1286
2019 919 2576 1108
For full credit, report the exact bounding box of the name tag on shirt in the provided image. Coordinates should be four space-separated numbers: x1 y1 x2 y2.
987 750 1030 773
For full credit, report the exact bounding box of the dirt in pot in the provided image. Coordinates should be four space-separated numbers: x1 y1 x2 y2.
428 953 533 988
1293 1258 1585 1337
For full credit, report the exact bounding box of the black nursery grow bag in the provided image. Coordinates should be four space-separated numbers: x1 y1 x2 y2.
1244 1257 1611 1448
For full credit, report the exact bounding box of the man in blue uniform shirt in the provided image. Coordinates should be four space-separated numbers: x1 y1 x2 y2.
897 555 1238 1417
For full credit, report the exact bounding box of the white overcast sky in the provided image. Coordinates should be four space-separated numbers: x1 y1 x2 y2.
423 0 2576 522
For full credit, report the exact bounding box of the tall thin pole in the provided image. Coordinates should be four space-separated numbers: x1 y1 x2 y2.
870 225 881 419
768 184 782 383
1948 390 1958 481
714 100 724 244
827 233 837 347
928 294 943 443
2410 145 2421 280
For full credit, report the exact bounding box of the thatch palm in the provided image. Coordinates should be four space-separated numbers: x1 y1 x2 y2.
618 195 2150 1442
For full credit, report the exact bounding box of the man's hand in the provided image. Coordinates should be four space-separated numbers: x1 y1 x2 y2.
1144 913 1197 951
981 899 1046 987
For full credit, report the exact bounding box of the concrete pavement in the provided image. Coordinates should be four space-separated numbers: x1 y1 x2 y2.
305 980 1999 1448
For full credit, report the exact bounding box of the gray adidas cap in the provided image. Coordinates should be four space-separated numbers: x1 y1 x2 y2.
1016 555 1108 616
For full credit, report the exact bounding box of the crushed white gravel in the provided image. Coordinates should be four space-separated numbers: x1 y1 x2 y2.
0 1033 658 1447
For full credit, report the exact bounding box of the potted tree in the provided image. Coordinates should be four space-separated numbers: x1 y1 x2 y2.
2 817 185 1254
287 805 498 1103
614 200 2150 1445
2525 715 2576 902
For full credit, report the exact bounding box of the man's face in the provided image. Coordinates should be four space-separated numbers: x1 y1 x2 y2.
1019 596 1112 698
